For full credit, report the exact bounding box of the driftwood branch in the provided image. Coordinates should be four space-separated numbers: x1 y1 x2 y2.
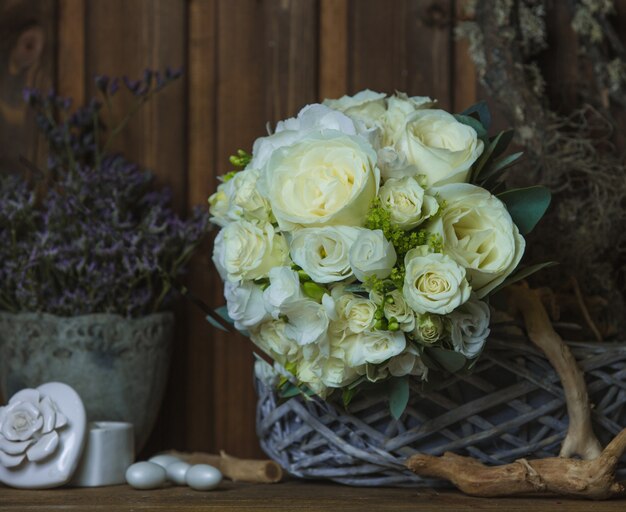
407 427 626 499
506 284 602 460
166 450 283 483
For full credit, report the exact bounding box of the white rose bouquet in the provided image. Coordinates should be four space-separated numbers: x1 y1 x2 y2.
209 91 551 418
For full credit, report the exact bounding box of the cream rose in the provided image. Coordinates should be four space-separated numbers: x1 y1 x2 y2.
224 281 270 331
251 319 300 365
335 293 377 333
282 298 330 346
381 93 435 147
212 220 289 283
449 296 491 358
403 246 471 315
208 178 235 227
379 176 439 230
383 289 416 332
348 229 397 282
343 329 406 366
430 183 526 298
386 345 428 379
323 89 387 128
290 226 362 283
263 266 303 318
395 109 484 186
250 104 359 170
229 169 272 223
413 313 445 345
259 132 380 230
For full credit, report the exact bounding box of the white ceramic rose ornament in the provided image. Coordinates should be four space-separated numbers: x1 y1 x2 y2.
0 382 86 488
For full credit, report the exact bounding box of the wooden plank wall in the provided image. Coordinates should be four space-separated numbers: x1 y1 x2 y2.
1 0 620 458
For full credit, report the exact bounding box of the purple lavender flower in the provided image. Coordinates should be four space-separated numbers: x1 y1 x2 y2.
1 70 209 317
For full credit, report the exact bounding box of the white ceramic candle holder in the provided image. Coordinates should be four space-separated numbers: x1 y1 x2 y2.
70 421 134 487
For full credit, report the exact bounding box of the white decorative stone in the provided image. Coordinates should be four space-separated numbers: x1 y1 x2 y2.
0 382 86 489
125 461 166 490
186 464 222 491
148 454 181 469
71 422 135 487
166 461 190 485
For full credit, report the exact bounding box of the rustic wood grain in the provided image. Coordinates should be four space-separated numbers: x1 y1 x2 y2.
349 0 452 109
1 481 625 511
185 0 218 454
319 0 348 100
0 0 55 174
57 0 85 106
452 0 476 112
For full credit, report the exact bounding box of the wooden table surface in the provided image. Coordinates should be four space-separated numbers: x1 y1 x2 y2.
1 480 626 511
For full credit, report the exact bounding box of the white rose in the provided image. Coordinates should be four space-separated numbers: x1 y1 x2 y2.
430 183 526 298
282 298 329 346
212 220 289 282
449 296 491 358
386 345 428 379
379 176 439 230
208 178 235 227
250 104 359 170
323 89 387 128
335 293 377 333
413 313 445 345
224 281 270 331
322 327 363 388
0 389 67 468
259 132 380 230
251 319 300 365
395 109 484 187
343 329 406 366
263 266 303 318
376 147 416 180
383 290 416 332
349 229 397 282
229 169 272 223
403 246 471 315
290 226 362 283
381 93 436 147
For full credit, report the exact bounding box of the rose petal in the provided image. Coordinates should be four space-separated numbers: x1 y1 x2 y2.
0 450 25 468
0 433 33 455
9 389 40 407
39 396 56 434
54 412 68 429
26 431 59 462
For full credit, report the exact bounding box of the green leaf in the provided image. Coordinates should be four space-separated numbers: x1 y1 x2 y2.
342 387 357 409
461 101 491 130
206 306 233 332
302 281 327 302
426 347 467 374
489 129 514 160
472 130 513 182
480 151 523 188
389 376 410 420
454 114 487 140
490 261 558 296
345 283 366 293
498 186 551 235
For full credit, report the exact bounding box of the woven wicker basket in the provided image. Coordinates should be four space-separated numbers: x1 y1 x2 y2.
256 336 626 487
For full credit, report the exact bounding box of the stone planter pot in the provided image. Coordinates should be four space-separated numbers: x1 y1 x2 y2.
0 311 174 452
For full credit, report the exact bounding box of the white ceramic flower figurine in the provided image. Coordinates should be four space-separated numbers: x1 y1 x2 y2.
0 388 68 468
